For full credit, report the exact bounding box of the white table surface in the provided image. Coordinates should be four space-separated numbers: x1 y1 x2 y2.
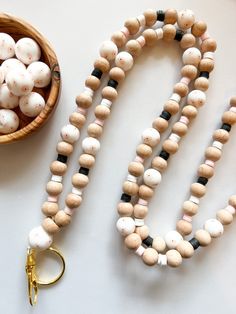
1 0 236 313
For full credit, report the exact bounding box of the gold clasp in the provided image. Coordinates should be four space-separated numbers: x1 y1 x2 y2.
25 247 65 306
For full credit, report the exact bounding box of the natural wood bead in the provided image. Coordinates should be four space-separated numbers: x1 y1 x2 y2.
136 143 152 159
162 139 179 154
166 249 182 267
173 82 189 97
164 100 179 115
201 38 217 53
199 58 214 72
128 161 144 177
213 129 229 144
76 93 92 109
182 200 198 216
191 21 207 37
143 9 157 26
230 96 236 107
198 164 214 179
182 105 198 120
195 229 211 246
117 202 133 216
87 123 103 138
194 77 209 91
125 39 142 57
94 57 110 72
138 184 154 200
172 122 188 136
102 86 118 102
163 24 176 41
111 31 127 48
152 236 166 252
54 210 71 227
85 75 100 91
72 173 89 189
164 9 178 24
181 65 198 80
135 225 149 240
46 181 63 196
142 248 158 266
109 67 125 83
190 182 206 198
124 18 140 35
229 195 236 207
134 204 148 219
124 233 142 250
42 218 60 234
176 240 194 258
152 156 167 172
79 154 95 169
69 112 86 129
142 29 158 46
123 181 139 196
42 201 59 216
222 111 236 125
152 117 168 133
205 146 222 161
176 219 192 236
216 209 233 225
180 34 196 49
95 105 110 120
50 161 67 176
66 193 82 209
57 141 73 156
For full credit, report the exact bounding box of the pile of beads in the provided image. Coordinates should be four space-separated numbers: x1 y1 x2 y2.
0 33 51 134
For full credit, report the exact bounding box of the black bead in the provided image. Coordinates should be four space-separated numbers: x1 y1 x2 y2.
121 193 131 202
159 150 170 160
174 30 184 41
156 10 165 21
221 123 231 132
79 167 89 176
160 110 171 120
107 79 118 89
57 154 67 163
91 68 103 79
142 236 153 247
189 238 200 250
197 177 208 186
200 71 210 79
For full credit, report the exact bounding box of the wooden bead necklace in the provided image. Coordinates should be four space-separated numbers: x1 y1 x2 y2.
25 8 220 305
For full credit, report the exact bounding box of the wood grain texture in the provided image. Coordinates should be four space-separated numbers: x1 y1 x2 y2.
0 13 61 144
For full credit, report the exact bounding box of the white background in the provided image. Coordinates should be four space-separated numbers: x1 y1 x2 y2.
1 0 236 313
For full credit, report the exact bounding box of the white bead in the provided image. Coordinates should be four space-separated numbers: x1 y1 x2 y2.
60 124 80 144
170 93 181 103
183 48 201 67
28 225 53 250
204 218 224 238
19 92 45 117
225 205 235 215
177 9 195 30
51 175 62 183
71 187 82 196
143 168 162 188
0 109 19 134
115 51 133 71
134 218 144 227
0 33 15 60
142 128 160 147
116 217 135 236
189 195 200 205
1 58 26 77
101 98 112 108
135 246 145 256
83 87 94 98
15 37 41 65
157 254 167 266
155 28 163 40
169 133 180 143
27 61 51 87
126 174 137 183
99 40 118 61
203 52 214 60
137 14 146 27
0 83 19 109
230 106 236 113
165 230 183 249
82 137 100 155
6 69 34 96
187 90 206 108
212 141 223 150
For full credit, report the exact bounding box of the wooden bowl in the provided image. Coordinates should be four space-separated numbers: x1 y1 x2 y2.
0 13 61 144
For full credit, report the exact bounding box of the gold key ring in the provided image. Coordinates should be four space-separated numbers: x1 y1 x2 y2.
25 247 65 306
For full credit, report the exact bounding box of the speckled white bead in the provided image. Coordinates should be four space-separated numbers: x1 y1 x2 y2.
82 137 100 155
60 124 80 144
27 61 51 87
6 69 34 96
165 230 183 249
0 109 19 134
182 48 201 67
115 51 133 71
99 40 118 61
177 9 195 30
204 219 224 238
142 128 160 147
116 217 135 236
143 168 162 188
1 58 26 77
28 225 53 250
19 92 45 117
0 83 19 109
187 90 206 108
0 33 15 60
15 37 41 65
